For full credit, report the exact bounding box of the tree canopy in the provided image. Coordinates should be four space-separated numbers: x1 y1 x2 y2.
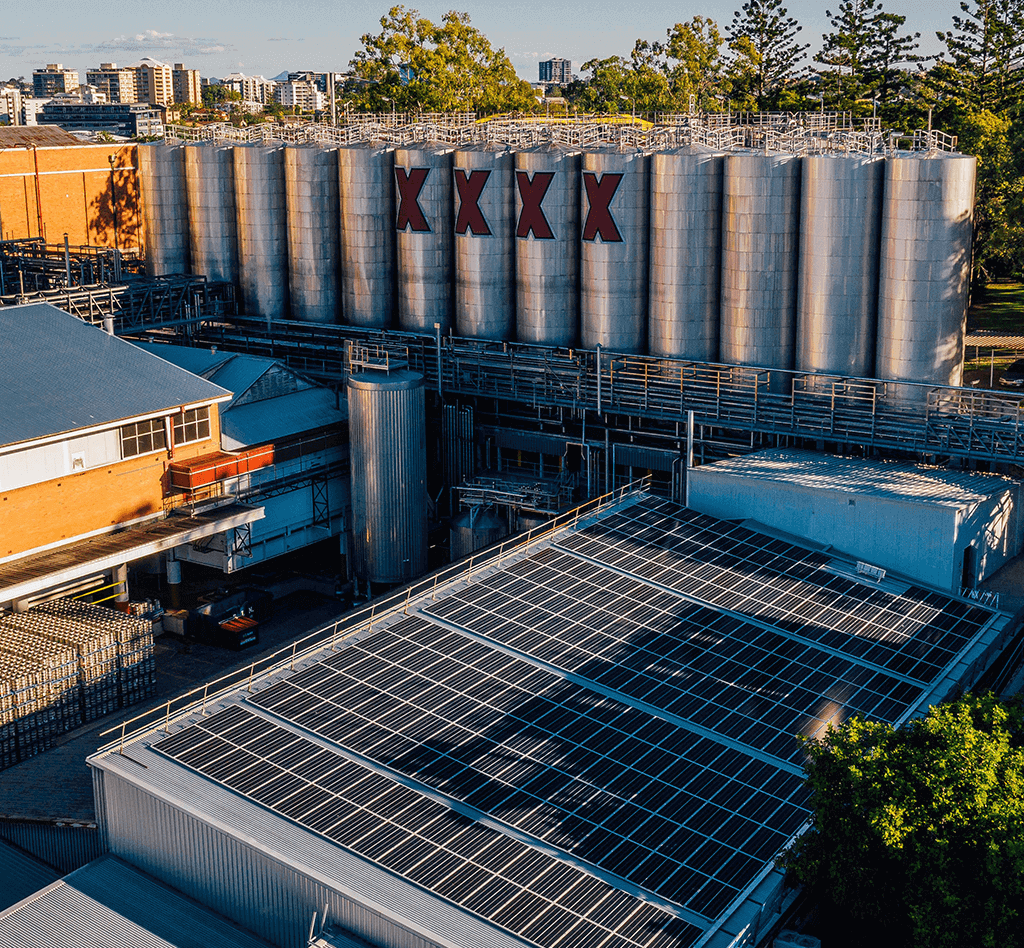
784 694 1024 948
347 6 536 115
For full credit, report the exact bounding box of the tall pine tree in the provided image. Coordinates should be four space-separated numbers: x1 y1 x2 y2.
727 0 809 110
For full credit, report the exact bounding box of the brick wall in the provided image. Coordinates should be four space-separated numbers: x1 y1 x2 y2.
1 407 221 559
0 143 142 249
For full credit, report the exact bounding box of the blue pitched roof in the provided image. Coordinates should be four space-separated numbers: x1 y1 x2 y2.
0 304 229 448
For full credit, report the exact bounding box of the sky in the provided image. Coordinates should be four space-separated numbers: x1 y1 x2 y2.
2 0 953 85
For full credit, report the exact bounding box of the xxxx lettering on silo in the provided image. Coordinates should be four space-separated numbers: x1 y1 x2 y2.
454 169 492 236
582 172 623 242
395 167 430 232
515 170 555 239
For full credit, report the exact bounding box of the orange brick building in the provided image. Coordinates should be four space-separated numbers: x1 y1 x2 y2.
0 141 142 250
0 303 262 611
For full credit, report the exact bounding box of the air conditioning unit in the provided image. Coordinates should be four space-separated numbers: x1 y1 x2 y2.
774 931 821 948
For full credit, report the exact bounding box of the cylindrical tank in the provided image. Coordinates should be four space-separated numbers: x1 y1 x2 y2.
796 155 885 379
453 145 515 340
450 507 508 561
580 148 650 353
514 146 581 347
648 147 725 360
138 143 189 277
184 143 238 284
233 143 288 321
347 368 428 585
516 510 551 533
394 145 453 334
876 154 976 388
285 144 340 324
720 153 802 372
338 143 395 329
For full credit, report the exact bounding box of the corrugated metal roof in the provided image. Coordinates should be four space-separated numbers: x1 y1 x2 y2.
693 448 1015 506
130 341 345 450
0 839 60 913
0 854 276 948
0 126 81 147
0 305 229 448
222 388 345 450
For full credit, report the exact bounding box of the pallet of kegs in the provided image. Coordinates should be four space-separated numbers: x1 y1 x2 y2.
0 652 47 767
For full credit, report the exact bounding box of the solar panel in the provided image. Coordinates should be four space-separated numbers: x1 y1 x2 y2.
425 548 924 765
154 706 703 948
245 614 808 922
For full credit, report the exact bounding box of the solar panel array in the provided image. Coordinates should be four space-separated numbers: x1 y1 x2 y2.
150 493 997 948
156 704 701 948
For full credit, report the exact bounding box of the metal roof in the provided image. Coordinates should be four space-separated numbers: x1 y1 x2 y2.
0 126 81 147
0 854 275 948
92 491 1008 948
0 304 230 449
692 448 1015 507
131 341 345 450
221 388 344 450
0 839 60 913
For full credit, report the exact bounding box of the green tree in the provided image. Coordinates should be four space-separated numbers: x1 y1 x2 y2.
571 56 632 113
727 0 809 110
864 10 924 116
348 6 536 115
935 0 1024 113
785 694 1024 948
202 84 241 109
664 17 730 111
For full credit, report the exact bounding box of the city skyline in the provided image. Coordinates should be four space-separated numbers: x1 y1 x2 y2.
3 0 949 86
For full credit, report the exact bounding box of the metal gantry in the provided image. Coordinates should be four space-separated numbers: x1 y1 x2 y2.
186 318 1024 466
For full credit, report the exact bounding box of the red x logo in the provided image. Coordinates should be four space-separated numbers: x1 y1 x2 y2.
515 170 555 240
396 167 431 232
454 169 492 236
582 172 623 243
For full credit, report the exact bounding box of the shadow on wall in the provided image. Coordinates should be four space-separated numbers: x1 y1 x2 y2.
88 146 142 251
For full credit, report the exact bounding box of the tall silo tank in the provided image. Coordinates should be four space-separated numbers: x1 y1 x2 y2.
138 143 190 277
580 148 650 353
648 147 725 360
876 154 976 388
720 152 802 374
453 145 515 340
514 145 581 347
338 143 395 329
797 154 884 379
347 368 428 585
233 143 288 321
450 507 508 561
394 144 453 334
184 143 239 284
285 144 340 324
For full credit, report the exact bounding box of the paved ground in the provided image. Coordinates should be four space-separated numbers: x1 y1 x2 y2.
0 592 348 823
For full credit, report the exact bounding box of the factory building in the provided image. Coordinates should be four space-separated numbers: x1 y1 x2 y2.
0 303 263 611
688 449 1022 595
131 341 351 571
89 490 1014 948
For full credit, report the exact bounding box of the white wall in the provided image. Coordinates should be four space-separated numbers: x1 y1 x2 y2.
688 468 1015 592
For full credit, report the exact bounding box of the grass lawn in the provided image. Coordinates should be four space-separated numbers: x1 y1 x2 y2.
967 281 1024 334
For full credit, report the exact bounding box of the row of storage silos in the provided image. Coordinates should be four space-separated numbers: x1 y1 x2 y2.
139 141 976 388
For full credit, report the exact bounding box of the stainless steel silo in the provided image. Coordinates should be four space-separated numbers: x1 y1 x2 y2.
720 153 802 374
138 143 189 277
394 145 453 334
580 148 650 353
876 154 976 388
514 145 581 347
338 143 395 329
233 143 288 321
347 368 428 585
453 145 515 340
184 143 239 284
285 144 340 324
450 506 508 561
796 155 884 379
648 147 724 360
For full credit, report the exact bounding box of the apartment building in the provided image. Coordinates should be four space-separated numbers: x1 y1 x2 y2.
131 57 174 107
86 64 138 103
172 64 201 104
32 64 80 98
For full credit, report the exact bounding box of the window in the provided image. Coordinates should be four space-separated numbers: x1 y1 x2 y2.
121 418 167 458
173 406 211 446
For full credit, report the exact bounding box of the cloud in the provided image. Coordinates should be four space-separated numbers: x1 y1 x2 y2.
91 30 234 56
268 37 304 42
